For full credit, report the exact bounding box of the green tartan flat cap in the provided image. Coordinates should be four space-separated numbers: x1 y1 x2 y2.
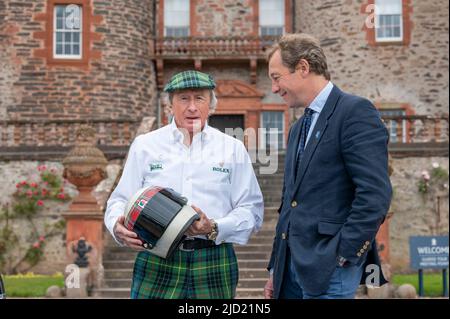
163 70 216 92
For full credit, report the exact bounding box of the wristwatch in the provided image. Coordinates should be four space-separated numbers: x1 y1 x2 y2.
207 219 218 241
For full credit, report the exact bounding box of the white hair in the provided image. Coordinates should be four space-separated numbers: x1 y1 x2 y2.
162 90 218 113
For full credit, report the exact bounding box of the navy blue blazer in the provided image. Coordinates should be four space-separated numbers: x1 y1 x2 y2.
268 85 392 297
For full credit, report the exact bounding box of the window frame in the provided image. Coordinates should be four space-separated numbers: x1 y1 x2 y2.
163 0 190 37
259 0 285 37
260 111 286 150
53 4 83 59
374 0 403 43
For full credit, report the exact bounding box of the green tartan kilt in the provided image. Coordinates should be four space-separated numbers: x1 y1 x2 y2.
130 243 239 299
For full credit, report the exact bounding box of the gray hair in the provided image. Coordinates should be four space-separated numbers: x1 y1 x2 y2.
161 90 218 113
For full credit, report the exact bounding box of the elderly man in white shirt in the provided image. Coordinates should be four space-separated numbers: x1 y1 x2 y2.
104 70 264 299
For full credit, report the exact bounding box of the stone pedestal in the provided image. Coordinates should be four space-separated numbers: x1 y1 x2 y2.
62 126 108 295
65 267 92 298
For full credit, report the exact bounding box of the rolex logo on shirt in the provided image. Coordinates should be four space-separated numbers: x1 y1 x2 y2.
150 163 163 171
212 166 230 174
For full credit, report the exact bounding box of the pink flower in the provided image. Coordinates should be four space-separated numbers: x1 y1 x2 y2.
21 181 28 186
30 182 38 188
33 242 40 248
38 165 47 172
16 183 21 188
37 200 44 206
39 236 45 242
421 170 430 181
26 190 33 197
33 191 39 195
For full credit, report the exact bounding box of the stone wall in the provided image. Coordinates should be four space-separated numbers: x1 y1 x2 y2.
194 0 255 36
295 0 449 117
0 160 122 275
389 156 449 272
0 0 157 120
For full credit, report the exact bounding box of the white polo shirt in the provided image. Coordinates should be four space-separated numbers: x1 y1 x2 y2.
104 119 264 246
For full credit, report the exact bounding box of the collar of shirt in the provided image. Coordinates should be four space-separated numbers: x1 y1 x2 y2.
169 118 212 145
308 81 334 115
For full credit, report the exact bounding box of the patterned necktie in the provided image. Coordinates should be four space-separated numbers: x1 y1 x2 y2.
295 107 315 179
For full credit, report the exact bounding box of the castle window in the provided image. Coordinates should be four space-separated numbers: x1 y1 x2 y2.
259 0 285 36
53 4 82 58
375 0 403 42
379 108 407 143
164 0 189 37
261 111 285 150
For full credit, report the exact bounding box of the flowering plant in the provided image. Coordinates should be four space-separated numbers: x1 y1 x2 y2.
0 165 70 273
12 165 70 218
418 162 449 195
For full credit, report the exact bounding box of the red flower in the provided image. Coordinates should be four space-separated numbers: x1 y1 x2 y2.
21 181 27 185
57 193 65 199
30 182 38 188
37 200 44 206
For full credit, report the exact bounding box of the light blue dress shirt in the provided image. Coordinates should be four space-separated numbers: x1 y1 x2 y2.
303 81 334 147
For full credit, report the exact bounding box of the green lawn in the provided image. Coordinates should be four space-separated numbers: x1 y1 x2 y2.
392 272 449 297
3 273 64 298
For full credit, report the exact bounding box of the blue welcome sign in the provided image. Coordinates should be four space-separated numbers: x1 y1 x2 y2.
409 236 449 270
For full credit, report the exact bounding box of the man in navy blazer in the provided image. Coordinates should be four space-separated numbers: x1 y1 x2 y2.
264 33 392 299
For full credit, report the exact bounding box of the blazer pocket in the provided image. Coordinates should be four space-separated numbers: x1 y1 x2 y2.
318 220 344 236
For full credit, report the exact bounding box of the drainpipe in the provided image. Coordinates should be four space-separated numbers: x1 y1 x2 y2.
153 0 161 128
292 0 296 32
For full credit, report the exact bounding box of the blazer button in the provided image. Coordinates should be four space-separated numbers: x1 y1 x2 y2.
365 241 370 245
282 233 287 240
291 201 297 207
360 249 365 253
357 252 362 257
363 244 368 249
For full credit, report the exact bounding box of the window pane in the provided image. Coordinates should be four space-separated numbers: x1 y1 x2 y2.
56 17 63 29
73 44 80 55
260 0 284 26
375 0 402 15
56 32 63 42
262 111 284 149
64 32 72 42
164 0 189 28
393 27 401 37
64 44 71 55
73 32 80 44
56 43 63 55
56 5 64 18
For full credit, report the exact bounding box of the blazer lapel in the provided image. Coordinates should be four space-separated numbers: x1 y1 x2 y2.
292 86 342 194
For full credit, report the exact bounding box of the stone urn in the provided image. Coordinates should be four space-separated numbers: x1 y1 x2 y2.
62 126 108 281
62 126 108 213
